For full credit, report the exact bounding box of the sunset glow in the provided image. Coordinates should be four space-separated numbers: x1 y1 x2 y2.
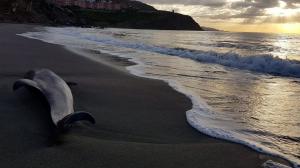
142 0 300 34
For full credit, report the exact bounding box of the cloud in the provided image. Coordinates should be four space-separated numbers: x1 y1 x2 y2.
233 7 265 18
229 0 279 23
263 12 300 23
140 0 300 24
283 0 300 8
228 0 300 23
139 0 227 7
231 0 279 9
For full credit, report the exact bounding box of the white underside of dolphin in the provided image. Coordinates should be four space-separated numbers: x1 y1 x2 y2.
13 69 95 130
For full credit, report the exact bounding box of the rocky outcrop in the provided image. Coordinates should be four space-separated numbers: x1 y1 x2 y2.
0 0 203 31
202 26 220 31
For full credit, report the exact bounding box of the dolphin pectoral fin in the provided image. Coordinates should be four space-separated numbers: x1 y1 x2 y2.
13 79 41 91
57 111 96 130
66 81 78 87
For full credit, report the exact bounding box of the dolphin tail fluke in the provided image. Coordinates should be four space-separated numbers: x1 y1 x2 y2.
57 111 96 130
13 79 41 91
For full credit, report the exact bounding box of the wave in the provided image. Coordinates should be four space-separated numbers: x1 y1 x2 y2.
130 47 297 78
214 41 280 52
45 28 300 78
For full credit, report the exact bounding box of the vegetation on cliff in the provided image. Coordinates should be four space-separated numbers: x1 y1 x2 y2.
0 0 203 31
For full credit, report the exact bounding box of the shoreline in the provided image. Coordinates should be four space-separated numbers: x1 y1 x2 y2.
0 23 291 168
66 34 297 168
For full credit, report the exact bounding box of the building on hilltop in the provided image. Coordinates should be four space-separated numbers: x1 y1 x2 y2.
49 0 129 10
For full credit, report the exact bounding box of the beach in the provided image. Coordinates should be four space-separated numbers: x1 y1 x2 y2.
0 23 289 168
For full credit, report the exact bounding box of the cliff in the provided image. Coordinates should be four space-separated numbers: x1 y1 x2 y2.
77 9 202 30
0 0 203 31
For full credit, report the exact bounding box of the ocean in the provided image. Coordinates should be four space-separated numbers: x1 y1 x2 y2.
19 27 300 167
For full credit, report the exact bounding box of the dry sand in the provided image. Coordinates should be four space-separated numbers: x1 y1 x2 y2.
0 23 289 168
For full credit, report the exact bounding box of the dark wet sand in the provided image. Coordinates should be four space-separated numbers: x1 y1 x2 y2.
0 23 288 168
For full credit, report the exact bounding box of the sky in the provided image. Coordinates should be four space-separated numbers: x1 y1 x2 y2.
139 0 300 34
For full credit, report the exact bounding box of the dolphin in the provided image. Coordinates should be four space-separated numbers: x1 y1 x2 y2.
13 69 96 130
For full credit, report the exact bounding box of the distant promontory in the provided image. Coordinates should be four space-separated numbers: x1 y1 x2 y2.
0 0 203 31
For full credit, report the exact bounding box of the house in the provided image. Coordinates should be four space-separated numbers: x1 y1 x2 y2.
49 0 129 10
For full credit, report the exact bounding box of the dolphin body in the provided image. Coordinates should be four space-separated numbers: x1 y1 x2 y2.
13 69 95 130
